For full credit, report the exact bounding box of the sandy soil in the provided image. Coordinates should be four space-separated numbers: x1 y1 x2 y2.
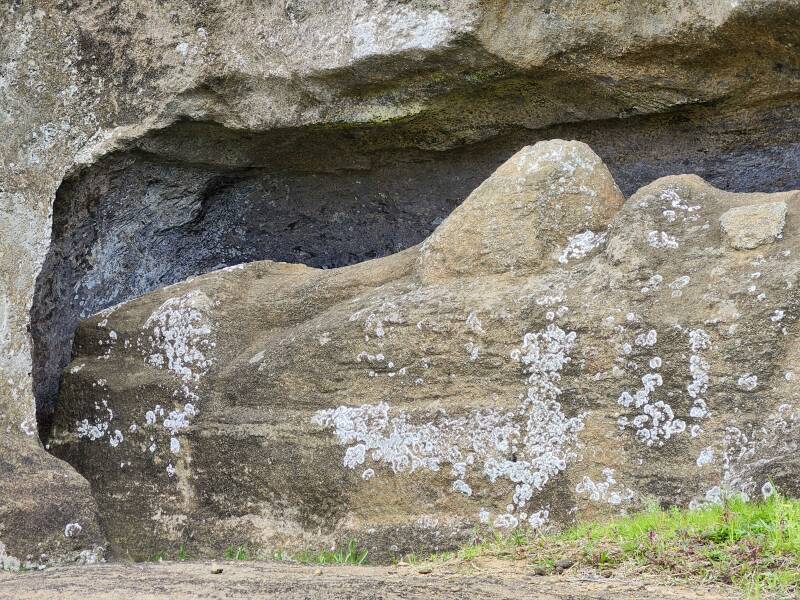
0 559 740 599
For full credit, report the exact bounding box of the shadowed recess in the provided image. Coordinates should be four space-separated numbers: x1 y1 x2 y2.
30 102 800 439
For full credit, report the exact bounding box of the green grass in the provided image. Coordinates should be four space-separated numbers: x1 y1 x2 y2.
223 540 369 566
223 545 251 561
421 494 800 597
148 495 799 598
292 540 369 565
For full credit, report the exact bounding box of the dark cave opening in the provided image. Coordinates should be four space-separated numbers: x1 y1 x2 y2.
31 105 800 441
31 121 508 440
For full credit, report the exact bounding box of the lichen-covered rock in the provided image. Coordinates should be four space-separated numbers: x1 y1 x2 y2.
418 140 625 281
49 141 800 560
5 0 800 562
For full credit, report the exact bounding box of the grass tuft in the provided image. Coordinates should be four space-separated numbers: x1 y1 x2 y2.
420 493 799 597
223 545 250 561
292 540 369 565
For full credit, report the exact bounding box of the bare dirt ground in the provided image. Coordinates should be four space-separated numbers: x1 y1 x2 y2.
0 558 740 599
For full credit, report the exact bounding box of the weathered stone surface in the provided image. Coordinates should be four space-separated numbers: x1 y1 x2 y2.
49 142 799 560
0 436 105 569
5 0 800 563
418 141 625 281
720 202 788 250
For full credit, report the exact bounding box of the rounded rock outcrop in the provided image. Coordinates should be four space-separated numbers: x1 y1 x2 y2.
417 140 625 282
48 144 799 560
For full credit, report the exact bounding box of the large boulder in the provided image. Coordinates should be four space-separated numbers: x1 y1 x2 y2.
49 141 799 560
4 0 800 563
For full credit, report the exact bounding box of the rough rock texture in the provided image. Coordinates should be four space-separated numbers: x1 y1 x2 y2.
49 142 800 560
720 202 789 250
5 0 800 563
0 436 105 570
29 105 800 445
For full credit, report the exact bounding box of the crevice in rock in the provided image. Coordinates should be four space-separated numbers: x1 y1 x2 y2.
31 100 800 442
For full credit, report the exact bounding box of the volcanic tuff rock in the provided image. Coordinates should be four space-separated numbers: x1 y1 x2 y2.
5 0 800 563
49 141 800 560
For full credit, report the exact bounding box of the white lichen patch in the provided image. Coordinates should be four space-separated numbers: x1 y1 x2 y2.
77 418 109 441
0 542 21 572
133 291 214 469
558 230 606 264
668 275 690 297
691 405 800 507
640 273 663 294
351 299 403 339
313 323 586 523
647 230 679 249
737 373 758 391
687 329 711 419
617 380 685 447
575 468 634 505
142 291 214 384
109 429 123 448
465 311 484 334
617 330 688 447
635 329 657 347
19 415 35 436
696 447 714 466
513 142 600 177
452 479 472 496
658 187 701 224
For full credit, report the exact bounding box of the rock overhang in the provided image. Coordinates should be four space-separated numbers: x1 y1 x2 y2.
46 139 800 560
4 0 800 567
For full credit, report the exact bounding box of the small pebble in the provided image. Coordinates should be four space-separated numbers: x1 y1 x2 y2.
417 566 433 574
554 558 575 570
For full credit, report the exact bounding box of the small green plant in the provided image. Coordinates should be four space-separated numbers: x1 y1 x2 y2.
223 545 250 561
294 540 369 565
177 545 187 561
391 552 421 565
272 549 292 561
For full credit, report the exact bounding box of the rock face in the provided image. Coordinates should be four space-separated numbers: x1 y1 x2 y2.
5 0 800 564
49 141 800 560
0 435 105 570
